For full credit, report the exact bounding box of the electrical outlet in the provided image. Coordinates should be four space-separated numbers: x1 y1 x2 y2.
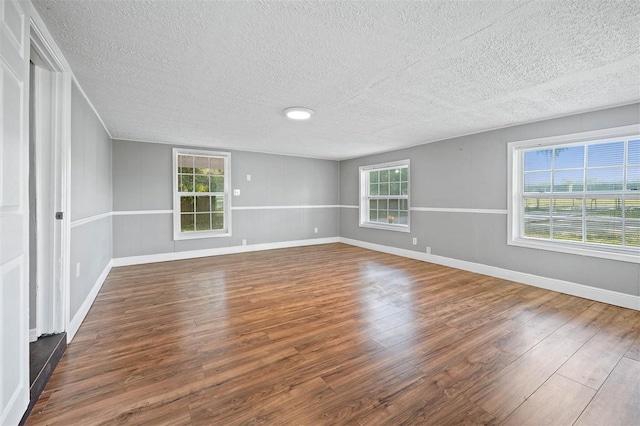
242 239 247 246
426 246 431 254
314 228 318 233
76 262 81 278
233 189 241 196
247 174 251 181
412 237 417 245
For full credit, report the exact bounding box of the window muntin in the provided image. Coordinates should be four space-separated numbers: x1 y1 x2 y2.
173 149 231 239
360 160 410 232
510 128 640 262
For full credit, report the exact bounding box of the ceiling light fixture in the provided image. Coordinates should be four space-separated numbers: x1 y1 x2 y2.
284 107 313 120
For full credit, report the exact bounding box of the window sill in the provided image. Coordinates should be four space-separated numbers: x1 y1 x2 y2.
508 237 640 264
174 231 231 241
359 222 410 233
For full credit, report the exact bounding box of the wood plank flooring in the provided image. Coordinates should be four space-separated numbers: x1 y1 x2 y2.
26 243 640 425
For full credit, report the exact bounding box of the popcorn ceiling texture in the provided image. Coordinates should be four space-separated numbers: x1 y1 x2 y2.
33 0 640 160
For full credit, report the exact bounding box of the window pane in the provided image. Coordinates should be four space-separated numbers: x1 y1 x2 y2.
524 197 550 215
212 213 224 230
369 200 377 211
379 200 388 210
400 167 408 181
586 198 623 218
525 149 552 171
194 156 210 174
181 214 194 232
524 218 550 239
625 219 640 247
210 157 225 174
627 166 640 191
586 220 622 245
369 209 377 222
401 182 408 195
180 196 194 213
552 218 582 242
629 139 640 165
370 170 379 183
389 199 398 210
195 196 210 213
195 213 211 231
178 155 194 173
211 176 224 192
195 175 209 192
389 182 400 195
380 169 389 183
390 168 401 182
524 171 551 192
586 168 623 191
553 170 583 192
212 196 224 211
588 141 624 167
370 183 379 196
552 198 582 217
555 146 584 169
397 210 408 225
179 175 193 192
379 183 389 196
626 198 640 219
399 199 408 211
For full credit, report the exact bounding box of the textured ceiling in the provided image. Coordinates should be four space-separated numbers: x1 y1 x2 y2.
33 0 640 160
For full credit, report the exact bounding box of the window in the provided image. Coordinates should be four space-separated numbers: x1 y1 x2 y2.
173 148 231 240
508 126 639 263
360 160 410 232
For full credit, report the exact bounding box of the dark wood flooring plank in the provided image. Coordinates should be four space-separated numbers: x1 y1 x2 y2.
556 308 640 389
575 357 640 426
466 334 583 420
502 373 596 426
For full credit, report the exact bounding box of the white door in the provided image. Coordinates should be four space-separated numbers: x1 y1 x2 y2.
0 0 31 424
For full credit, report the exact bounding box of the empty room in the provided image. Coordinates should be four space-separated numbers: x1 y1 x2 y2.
1 0 639 425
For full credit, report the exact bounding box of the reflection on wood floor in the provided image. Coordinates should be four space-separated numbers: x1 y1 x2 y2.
26 243 640 425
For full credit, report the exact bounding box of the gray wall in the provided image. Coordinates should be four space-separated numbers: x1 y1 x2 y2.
70 82 112 318
112 140 340 258
340 103 640 297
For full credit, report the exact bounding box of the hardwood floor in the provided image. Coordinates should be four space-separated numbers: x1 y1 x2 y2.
26 243 640 425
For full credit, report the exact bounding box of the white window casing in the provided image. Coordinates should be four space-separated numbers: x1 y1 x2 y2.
359 159 410 232
508 125 640 263
173 148 231 240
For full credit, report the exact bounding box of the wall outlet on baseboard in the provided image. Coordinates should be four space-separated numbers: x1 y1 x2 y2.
242 239 247 246
412 237 417 245
314 227 318 233
426 246 431 254
76 262 81 278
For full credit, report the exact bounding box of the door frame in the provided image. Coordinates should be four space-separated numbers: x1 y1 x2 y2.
29 9 71 339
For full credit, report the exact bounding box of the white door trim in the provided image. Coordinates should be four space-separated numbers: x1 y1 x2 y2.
29 8 72 337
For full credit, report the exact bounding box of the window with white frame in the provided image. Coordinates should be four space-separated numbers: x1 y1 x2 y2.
360 160 410 232
173 148 231 240
508 126 639 262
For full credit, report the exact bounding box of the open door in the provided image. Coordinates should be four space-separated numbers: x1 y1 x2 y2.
0 0 31 424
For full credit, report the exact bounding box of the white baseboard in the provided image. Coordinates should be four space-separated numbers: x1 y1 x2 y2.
339 237 640 311
112 237 341 267
67 260 113 343
29 328 38 343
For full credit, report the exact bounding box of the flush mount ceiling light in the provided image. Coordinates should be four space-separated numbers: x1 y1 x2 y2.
284 107 313 120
